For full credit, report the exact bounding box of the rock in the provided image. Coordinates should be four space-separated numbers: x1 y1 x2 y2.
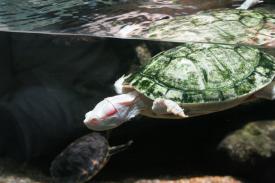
219 120 275 162
219 120 275 183
131 176 243 183
0 158 50 183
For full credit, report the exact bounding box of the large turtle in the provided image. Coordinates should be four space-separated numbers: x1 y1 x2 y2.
84 43 275 131
142 7 275 47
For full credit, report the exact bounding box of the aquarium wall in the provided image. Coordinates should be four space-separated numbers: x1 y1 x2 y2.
0 1 275 183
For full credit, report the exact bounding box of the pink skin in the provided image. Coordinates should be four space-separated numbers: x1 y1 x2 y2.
84 91 187 131
84 91 141 131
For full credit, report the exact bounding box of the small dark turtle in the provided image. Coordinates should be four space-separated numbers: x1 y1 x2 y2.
50 132 132 183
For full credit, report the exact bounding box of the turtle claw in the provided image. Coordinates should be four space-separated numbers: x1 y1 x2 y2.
152 98 188 118
167 106 188 118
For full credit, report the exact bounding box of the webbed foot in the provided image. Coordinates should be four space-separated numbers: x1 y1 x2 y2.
152 98 188 118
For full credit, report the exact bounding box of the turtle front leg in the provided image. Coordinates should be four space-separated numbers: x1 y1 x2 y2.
236 0 264 9
152 98 188 118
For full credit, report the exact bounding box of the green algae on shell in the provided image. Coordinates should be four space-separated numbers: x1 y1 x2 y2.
126 43 275 104
144 9 275 47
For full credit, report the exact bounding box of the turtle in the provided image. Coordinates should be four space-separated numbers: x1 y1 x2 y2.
142 7 275 47
50 132 133 183
84 43 275 131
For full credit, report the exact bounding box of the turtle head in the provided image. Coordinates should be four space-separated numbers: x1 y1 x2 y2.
84 99 122 131
84 92 141 131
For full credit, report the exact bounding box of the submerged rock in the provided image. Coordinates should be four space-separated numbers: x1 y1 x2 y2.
219 120 275 162
133 176 243 183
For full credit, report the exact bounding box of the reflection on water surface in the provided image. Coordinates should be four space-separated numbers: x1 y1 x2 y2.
0 0 237 33
1 0 274 47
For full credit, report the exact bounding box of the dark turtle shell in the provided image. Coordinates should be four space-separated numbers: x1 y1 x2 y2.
50 132 133 183
126 43 275 104
50 133 110 183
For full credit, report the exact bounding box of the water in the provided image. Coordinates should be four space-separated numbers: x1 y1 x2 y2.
0 0 235 34
0 2 275 182
0 0 274 47
1 32 274 183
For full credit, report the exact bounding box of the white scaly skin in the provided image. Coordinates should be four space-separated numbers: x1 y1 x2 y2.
237 0 264 9
84 90 142 131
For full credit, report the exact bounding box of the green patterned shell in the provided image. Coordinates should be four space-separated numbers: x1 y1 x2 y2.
144 8 275 47
125 43 275 104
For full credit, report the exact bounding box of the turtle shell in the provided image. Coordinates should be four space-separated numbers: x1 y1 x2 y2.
144 8 275 47
50 133 110 183
125 43 275 104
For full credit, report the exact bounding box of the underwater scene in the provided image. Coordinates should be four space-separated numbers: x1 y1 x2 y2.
0 0 275 183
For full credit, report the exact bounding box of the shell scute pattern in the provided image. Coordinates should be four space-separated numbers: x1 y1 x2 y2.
142 54 170 77
126 43 275 104
240 14 263 28
165 89 183 102
158 57 203 90
182 91 204 103
203 90 224 102
145 84 167 99
136 77 155 95
145 9 275 46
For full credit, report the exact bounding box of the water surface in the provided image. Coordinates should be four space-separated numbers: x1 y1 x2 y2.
0 0 237 34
